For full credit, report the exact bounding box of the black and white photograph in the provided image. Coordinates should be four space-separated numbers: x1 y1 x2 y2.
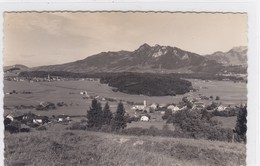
1 2 259 165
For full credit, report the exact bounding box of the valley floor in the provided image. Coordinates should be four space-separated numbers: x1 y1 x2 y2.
5 130 246 166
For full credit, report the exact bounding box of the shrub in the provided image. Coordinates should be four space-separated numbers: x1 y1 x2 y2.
5 125 19 134
57 102 68 107
36 102 56 111
20 128 30 132
37 126 47 131
80 118 87 123
70 122 86 130
122 127 147 136
235 105 247 143
27 123 39 128
206 102 219 110
162 109 172 120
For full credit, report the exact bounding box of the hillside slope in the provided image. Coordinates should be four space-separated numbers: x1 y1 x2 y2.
33 44 222 73
5 130 246 166
205 46 247 66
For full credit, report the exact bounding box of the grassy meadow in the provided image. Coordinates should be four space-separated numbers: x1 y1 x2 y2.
4 79 247 116
5 130 246 166
3 79 246 131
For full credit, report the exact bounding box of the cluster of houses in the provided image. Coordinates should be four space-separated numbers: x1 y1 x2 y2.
5 74 100 83
4 111 71 133
129 96 232 122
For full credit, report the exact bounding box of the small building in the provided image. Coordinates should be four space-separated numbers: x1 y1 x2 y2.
149 103 158 110
193 102 205 109
160 111 165 115
5 114 14 121
56 115 70 122
217 105 227 112
33 116 49 124
158 104 167 108
167 105 180 113
80 91 88 95
140 116 149 122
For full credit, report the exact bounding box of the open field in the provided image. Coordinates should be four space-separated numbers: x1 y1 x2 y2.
190 79 247 106
4 130 246 166
4 79 247 117
214 116 237 129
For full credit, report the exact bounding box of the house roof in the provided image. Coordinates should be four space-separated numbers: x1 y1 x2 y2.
7 111 24 118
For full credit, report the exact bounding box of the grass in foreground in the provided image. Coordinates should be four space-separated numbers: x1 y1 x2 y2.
5 130 246 166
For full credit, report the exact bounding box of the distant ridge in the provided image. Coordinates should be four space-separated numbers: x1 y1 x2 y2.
4 64 29 72
205 46 247 66
32 43 231 74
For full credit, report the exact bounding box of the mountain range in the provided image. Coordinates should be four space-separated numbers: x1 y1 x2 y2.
5 44 247 74
205 46 247 66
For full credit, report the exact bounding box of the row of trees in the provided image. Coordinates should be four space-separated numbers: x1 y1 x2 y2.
87 99 127 131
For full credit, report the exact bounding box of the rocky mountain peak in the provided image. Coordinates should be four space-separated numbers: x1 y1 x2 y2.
137 43 151 50
229 46 247 53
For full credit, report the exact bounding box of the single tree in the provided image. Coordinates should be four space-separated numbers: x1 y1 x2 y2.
103 102 113 125
162 109 172 121
112 102 127 131
235 105 247 143
215 96 220 100
87 99 103 129
182 96 193 109
96 102 103 129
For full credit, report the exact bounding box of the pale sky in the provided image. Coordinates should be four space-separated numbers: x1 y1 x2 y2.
4 12 247 67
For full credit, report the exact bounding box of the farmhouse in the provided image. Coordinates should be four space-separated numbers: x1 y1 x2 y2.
5 114 14 121
6 112 24 121
33 119 43 124
56 115 70 122
22 112 37 123
167 105 180 113
149 103 158 110
33 116 49 125
217 105 227 112
140 115 149 122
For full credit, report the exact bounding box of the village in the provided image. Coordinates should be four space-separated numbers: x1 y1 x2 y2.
4 83 240 134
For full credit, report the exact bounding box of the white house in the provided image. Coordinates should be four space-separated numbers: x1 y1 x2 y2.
6 114 14 121
217 105 227 112
33 119 43 124
167 105 180 113
160 111 165 115
149 103 157 110
80 91 89 97
140 116 149 122
58 118 63 122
